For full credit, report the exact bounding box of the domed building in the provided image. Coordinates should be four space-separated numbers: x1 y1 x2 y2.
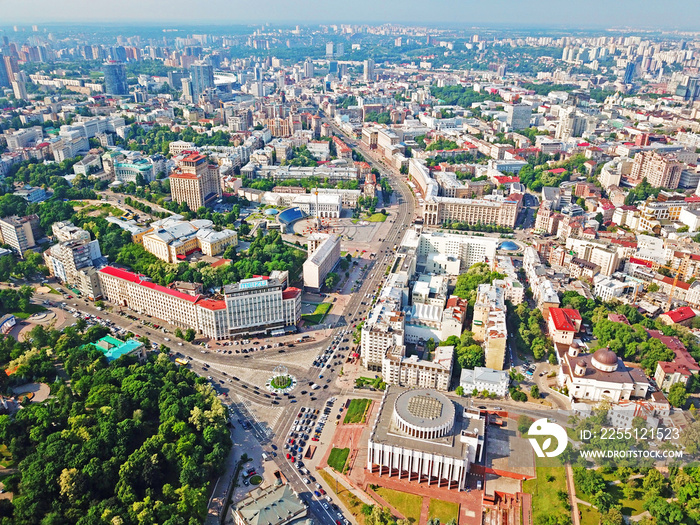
558 343 651 403
367 386 484 491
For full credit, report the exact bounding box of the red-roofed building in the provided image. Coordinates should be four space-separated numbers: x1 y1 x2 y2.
548 308 583 345
648 329 700 391
608 313 630 325
98 267 301 340
659 306 697 326
547 168 568 175
492 175 521 186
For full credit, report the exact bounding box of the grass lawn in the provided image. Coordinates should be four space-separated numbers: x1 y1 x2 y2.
375 487 422 523
579 505 600 525
365 213 388 222
12 304 47 319
522 462 568 524
0 445 13 469
249 475 262 485
428 499 459 524
46 286 61 295
302 302 332 325
319 469 367 525
327 448 350 473
343 398 371 424
575 478 645 516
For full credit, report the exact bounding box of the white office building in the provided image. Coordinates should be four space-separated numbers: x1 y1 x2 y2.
302 233 341 291
460 367 510 397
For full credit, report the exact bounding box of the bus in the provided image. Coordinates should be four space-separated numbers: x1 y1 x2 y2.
175 358 189 366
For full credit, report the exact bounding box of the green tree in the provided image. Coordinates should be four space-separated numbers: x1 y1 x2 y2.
517 415 533 434
184 328 196 342
455 386 464 396
530 385 540 398
667 382 688 408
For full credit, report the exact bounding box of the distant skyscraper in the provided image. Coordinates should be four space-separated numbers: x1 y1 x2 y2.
335 43 344 57
0 54 10 88
623 62 635 84
11 80 28 100
328 61 338 77
303 59 314 79
102 61 129 95
325 42 334 58
363 59 375 82
190 61 215 99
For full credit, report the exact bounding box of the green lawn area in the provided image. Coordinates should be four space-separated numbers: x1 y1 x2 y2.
522 462 568 524
575 478 645 516
327 448 350 473
365 212 388 222
343 398 371 424
375 487 422 523
0 445 13 469
11 304 47 319
579 505 600 525
319 469 367 525
428 499 459 524
302 302 332 325
46 285 61 295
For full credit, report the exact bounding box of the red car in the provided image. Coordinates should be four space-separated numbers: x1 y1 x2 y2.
312 437 319 441
290 438 295 445
320 489 326 495
286 453 291 459
290 457 295 463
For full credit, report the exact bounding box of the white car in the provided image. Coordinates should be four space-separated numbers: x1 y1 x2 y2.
303 478 310 484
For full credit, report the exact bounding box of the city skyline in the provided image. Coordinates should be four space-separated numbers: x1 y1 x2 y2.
1 0 700 30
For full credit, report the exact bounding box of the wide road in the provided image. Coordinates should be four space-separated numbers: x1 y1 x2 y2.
23 126 418 525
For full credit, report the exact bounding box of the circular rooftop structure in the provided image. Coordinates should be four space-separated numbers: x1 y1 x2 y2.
592 348 619 372
392 389 455 440
265 208 279 216
499 240 519 251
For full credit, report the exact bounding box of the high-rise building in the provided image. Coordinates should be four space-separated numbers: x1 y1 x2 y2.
325 42 334 58
11 79 27 100
363 59 375 82
169 152 222 211
102 61 128 95
623 61 636 84
0 54 10 88
505 103 532 130
630 151 683 189
0 214 40 255
303 59 314 79
189 61 214 99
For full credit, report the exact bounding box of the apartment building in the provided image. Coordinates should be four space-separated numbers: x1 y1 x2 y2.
52 221 91 242
565 237 620 276
382 345 453 391
0 214 40 255
403 228 498 272
494 256 525 304
302 233 340 291
472 282 508 370
361 300 405 371
169 152 221 210
423 196 518 228
630 151 683 189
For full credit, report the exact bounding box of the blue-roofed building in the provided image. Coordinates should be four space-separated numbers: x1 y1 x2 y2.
90 335 146 363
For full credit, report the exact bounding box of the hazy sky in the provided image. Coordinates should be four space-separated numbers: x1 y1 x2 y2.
1 0 699 29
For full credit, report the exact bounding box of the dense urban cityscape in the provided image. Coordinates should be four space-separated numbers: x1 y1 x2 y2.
0 7 698 525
